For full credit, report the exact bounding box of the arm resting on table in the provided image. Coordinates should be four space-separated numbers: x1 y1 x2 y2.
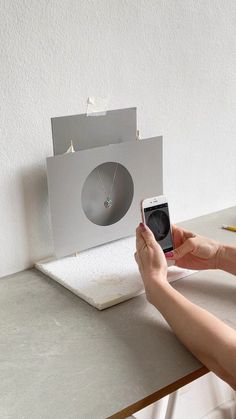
152 282 236 390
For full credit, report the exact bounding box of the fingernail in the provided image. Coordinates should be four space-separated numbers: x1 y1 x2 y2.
165 251 174 258
139 222 146 231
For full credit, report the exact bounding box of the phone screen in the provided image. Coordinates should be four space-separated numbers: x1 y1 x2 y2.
144 202 173 253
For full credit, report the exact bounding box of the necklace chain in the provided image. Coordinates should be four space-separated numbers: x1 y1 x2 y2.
97 163 119 208
97 163 119 197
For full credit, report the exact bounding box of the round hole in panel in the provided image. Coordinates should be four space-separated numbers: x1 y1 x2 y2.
81 162 134 226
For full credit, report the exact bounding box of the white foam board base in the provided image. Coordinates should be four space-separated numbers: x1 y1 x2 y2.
35 237 196 310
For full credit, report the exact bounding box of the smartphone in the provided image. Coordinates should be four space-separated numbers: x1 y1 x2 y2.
141 195 173 253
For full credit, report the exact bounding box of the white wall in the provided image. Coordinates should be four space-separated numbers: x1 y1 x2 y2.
1 0 236 277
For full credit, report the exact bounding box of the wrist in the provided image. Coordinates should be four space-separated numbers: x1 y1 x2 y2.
216 244 226 270
147 277 173 308
145 271 170 294
148 268 168 285
215 243 236 275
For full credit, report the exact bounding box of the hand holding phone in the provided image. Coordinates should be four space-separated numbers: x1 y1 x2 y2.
141 195 173 254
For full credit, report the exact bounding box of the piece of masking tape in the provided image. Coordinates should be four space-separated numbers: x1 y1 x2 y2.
64 140 75 154
86 96 109 116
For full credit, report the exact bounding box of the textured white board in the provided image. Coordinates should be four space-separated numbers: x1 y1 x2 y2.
35 237 196 310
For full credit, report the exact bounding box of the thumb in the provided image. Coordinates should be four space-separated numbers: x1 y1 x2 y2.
171 237 196 260
139 223 156 246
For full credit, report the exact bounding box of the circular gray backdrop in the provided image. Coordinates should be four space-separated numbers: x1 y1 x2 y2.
81 162 134 226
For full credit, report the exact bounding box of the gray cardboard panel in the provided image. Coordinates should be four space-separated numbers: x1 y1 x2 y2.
51 107 137 155
47 137 163 257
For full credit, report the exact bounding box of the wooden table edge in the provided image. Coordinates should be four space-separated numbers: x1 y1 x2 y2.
108 366 209 418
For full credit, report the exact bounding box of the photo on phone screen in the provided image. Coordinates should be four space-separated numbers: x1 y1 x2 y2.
144 202 173 253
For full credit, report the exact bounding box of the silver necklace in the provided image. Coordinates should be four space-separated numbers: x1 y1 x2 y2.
97 163 119 208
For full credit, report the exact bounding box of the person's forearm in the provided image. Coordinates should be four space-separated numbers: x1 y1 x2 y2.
151 281 236 389
217 244 236 275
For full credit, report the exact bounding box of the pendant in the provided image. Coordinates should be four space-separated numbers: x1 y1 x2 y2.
104 196 112 208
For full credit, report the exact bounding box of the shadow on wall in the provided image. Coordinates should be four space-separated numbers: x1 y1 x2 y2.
21 164 53 265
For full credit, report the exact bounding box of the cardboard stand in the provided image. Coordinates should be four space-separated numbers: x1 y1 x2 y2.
35 108 196 309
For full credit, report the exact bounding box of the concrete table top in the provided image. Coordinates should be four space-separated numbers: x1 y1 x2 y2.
1 207 236 419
